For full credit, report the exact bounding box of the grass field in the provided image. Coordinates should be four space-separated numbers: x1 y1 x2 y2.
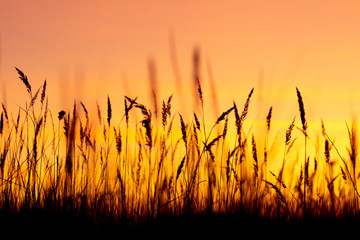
1 65 360 233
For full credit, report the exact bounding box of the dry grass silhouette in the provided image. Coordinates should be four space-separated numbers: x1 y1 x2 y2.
1 65 360 232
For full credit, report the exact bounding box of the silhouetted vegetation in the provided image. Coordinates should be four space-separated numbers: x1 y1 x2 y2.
1 64 360 232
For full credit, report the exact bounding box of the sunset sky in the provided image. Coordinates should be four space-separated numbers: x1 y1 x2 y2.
1 0 360 144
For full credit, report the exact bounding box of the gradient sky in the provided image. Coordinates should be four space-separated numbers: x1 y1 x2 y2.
1 0 360 142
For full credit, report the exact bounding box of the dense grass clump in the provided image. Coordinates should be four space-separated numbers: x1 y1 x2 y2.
1 65 360 231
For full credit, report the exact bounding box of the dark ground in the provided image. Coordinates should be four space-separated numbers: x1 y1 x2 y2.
1 209 359 238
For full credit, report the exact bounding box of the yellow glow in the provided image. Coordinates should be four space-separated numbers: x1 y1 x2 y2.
1 0 360 220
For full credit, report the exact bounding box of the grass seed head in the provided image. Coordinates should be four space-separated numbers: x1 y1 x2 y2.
266 106 273 132
15 67 31 94
41 79 47 105
296 87 307 133
179 114 187 146
107 95 112 126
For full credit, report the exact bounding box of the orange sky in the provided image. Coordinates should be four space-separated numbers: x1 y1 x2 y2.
1 0 360 142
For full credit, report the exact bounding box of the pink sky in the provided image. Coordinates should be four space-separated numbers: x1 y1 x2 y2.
1 0 360 135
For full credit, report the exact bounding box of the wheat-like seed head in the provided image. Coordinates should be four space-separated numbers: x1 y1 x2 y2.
179 114 187 146
252 135 258 178
296 87 307 133
193 112 200 131
15 67 31 94
215 106 234 125
114 127 122 155
285 117 295 146
176 156 185 181
266 106 273 132
41 79 47 105
1 104 8 121
107 95 112 126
